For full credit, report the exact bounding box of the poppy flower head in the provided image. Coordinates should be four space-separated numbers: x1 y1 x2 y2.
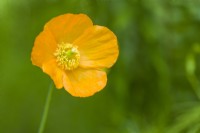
31 13 119 97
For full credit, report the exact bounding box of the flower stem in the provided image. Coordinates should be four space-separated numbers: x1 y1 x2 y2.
38 82 54 133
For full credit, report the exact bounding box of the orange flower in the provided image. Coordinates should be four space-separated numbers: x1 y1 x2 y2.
31 13 119 97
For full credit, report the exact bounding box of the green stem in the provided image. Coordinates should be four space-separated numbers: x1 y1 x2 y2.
38 82 54 133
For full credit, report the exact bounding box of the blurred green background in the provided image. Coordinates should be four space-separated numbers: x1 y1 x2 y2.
1 0 200 133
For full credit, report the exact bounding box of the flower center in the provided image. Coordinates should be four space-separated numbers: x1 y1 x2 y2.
54 43 80 70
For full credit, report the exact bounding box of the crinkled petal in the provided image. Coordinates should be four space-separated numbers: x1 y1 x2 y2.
42 60 64 89
44 13 93 43
73 25 119 69
63 68 107 97
31 29 57 67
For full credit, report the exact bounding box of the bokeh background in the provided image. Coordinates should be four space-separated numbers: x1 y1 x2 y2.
1 0 200 133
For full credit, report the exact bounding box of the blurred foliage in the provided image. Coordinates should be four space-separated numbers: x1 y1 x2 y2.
1 0 200 133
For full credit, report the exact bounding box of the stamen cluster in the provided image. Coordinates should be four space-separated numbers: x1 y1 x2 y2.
54 43 80 70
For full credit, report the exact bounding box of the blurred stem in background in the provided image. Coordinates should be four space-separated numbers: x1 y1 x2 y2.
186 43 200 99
38 82 54 133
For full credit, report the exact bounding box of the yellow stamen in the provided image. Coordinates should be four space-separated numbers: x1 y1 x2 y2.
54 43 80 70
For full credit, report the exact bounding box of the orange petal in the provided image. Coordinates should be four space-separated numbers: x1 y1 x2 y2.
63 68 107 97
44 13 93 44
73 25 119 69
31 29 57 67
42 59 64 89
